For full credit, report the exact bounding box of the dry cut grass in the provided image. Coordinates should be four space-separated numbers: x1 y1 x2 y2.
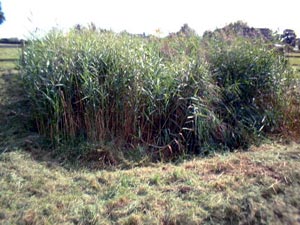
1 142 300 225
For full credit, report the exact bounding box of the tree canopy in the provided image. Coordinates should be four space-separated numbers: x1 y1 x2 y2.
281 29 297 47
0 2 5 25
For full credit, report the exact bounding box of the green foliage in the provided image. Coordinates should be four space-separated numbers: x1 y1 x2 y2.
22 29 218 156
0 2 5 25
205 37 288 148
202 21 275 43
21 27 290 159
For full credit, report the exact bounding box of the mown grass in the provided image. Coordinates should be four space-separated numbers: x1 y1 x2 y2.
1 142 300 225
0 46 32 153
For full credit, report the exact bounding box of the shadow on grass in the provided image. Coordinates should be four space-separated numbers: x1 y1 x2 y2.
0 69 58 163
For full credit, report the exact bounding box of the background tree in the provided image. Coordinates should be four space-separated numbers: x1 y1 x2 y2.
202 21 274 42
0 2 5 25
281 29 296 47
177 23 196 37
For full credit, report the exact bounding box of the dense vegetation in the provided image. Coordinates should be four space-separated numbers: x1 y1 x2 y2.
21 27 290 160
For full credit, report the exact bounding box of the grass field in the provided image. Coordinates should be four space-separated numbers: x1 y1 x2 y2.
1 141 300 225
286 53 300 78
0 45 21 70
1 46 300 224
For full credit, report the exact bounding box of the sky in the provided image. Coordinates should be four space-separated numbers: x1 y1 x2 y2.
1 0 300 39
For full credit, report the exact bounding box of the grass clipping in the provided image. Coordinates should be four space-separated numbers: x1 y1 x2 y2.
0 142 300 224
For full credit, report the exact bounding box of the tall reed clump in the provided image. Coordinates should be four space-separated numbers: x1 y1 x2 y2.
21 28 290 160
205 37 289 148
21 29 222 158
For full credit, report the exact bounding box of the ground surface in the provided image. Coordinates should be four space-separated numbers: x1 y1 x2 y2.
1 47 300 225
1 140 300 225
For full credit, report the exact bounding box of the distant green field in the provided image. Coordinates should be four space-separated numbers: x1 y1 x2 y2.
286 53 300 78
0 46 21 59
285 52 300 57
287 56 300 66
0 45 21 70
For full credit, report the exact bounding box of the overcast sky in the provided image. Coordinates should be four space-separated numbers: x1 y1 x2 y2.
1 0 300 38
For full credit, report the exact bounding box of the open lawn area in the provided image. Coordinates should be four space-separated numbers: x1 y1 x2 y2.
1 140 300 225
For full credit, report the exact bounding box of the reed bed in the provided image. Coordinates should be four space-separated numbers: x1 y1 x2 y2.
21 28 290 159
